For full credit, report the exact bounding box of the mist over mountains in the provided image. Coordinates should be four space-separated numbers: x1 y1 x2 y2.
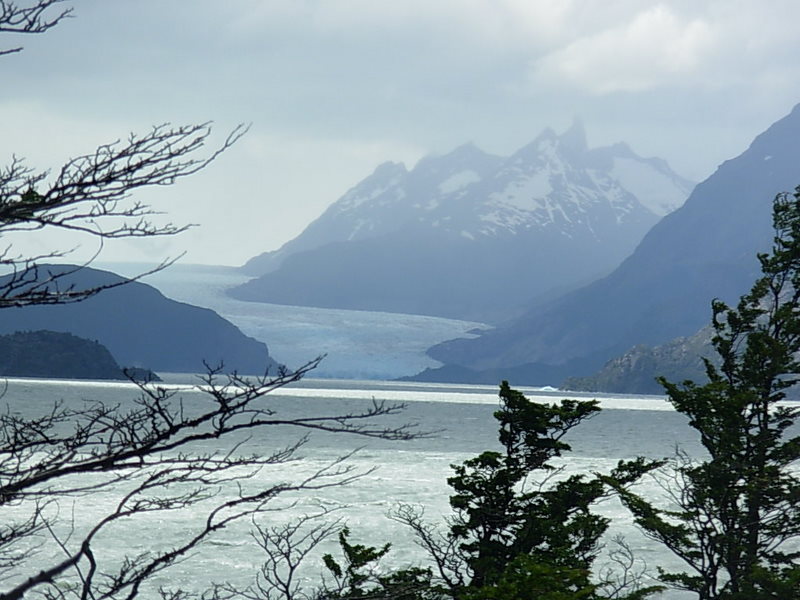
427 103 800 385
233 122 693 323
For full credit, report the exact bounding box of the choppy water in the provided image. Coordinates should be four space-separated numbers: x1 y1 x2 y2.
2 376 730 599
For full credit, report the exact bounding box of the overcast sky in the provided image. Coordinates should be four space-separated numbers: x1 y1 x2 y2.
3 0 800 266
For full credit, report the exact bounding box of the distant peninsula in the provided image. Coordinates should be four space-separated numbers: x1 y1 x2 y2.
0 330 160 381
0 265 279 376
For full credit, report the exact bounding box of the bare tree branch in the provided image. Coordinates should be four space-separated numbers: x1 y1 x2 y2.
0 359 420 599
214 509 345 600
0 7 426 600
0 123 248 307
0 0 72 56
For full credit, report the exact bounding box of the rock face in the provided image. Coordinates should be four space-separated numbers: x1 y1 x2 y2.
234 122 692 323
427 104 800 381
0 265 280 375
0 330 127 380
562 327 715 394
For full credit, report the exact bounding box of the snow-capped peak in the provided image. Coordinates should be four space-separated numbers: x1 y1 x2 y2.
246 122 694 278
610 156 691 217
324 122 694 241
594 143 694 217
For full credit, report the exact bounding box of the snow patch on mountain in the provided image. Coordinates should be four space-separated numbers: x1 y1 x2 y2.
241 121 694 292
347 219 374 241
438 170 482 194
490 170 552 212
479 208 527 234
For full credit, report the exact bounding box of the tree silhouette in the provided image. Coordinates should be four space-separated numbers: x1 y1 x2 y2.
608 190 800 599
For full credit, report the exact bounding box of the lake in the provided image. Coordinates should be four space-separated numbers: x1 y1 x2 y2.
3 375 727 599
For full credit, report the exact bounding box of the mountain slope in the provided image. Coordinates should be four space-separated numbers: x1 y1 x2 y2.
428 104 800 378
233 122 693 322
562 327 715 394
0 265 280 375
241 143 503 276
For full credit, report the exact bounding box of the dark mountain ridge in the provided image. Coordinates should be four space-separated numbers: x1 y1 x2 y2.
562 327 715 395
0 265 280 375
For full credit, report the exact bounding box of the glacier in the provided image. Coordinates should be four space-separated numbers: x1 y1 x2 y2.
101 262 489 379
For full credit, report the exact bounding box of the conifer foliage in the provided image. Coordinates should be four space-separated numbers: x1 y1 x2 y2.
405 383 658 600
610 190 800 599
444 383 606 594
306 383 659 600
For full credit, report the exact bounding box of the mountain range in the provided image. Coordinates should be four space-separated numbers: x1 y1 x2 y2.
232 121 693 323
426 103 800 385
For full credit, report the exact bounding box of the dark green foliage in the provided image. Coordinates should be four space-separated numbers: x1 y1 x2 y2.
611 190 800 599
392 382 661 600
309 383 663 600
322 526 392 596
459 555 597 600
0 329 127 380
445 383 607 591
318 527 443 599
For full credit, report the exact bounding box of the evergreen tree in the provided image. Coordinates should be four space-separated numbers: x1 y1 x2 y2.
301 383 660 600
446 383 605 593
608 190 800 599
317 527 443 599
393 383 659 600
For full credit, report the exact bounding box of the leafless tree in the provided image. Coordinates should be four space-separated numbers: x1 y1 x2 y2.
597 536 661 599
0 3 421 599
391 504 465 594
212 509 346 600
0 1 249 306
0 122 247 307
0 360 419 599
